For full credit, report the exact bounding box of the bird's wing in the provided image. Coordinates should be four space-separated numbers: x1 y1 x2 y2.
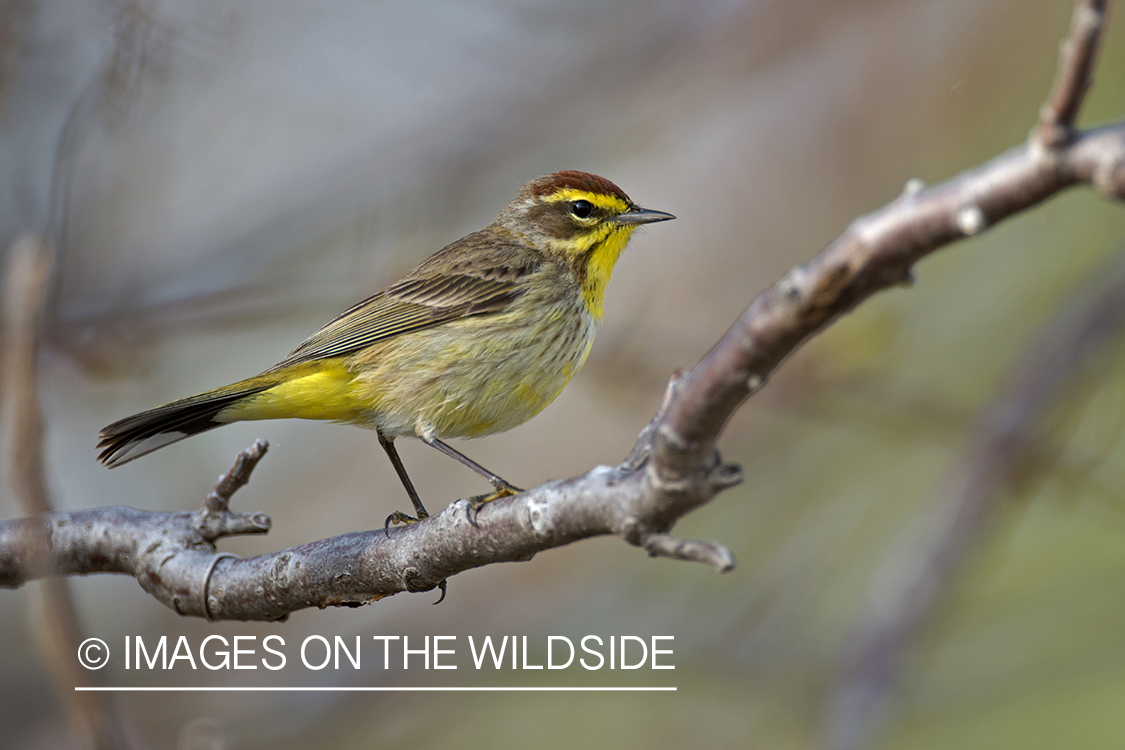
271 247 539 369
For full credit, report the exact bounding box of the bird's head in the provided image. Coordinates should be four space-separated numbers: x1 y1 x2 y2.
495 170 674 319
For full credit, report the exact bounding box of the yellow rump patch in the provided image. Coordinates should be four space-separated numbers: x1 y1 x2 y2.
218 362 369 423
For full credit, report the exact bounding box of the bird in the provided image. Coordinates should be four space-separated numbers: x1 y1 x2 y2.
97 170 675 526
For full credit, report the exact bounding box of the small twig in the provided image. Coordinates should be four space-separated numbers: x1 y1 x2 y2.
193 439 272 542
1036 0 1109 148
641 532 737 573
202 438 270 511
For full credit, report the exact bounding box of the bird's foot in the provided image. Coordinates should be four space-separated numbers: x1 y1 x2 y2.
465 484 522 527
383 509 429 537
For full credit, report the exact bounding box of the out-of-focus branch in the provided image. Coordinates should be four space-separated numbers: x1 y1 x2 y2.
0 0 1122 621
820 249 1125 750
1 235 133 749
816 5 1121 742
4 235 53 515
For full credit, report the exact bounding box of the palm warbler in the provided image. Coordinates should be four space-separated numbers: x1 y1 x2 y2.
98 170 674 522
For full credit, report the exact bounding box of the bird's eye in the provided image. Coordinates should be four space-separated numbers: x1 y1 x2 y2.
568 200 594 219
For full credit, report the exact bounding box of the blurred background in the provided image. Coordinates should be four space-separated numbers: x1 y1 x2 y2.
2 0 1125 748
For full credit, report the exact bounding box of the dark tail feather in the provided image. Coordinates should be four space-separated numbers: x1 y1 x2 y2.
97 381 273 467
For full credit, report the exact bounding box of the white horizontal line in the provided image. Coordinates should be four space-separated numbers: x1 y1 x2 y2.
75 686 676 692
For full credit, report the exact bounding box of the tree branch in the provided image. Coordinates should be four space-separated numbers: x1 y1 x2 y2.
658 0 1120 481
655 122 1125 480
0 437 742 619
0 0 1122 621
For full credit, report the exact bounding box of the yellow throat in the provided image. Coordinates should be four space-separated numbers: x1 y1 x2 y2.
541 187 642 321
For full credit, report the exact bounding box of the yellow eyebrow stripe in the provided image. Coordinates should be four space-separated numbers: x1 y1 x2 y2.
543 188 631 213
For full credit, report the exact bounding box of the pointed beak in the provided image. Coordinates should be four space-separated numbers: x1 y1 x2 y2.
616 206 676 225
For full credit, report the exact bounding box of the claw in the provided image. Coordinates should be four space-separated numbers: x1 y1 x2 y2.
384 509 428 538
464 494 486 528
432 580 447 605
465 486 520 527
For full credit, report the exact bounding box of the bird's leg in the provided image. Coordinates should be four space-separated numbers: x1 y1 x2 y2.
380 436 449 600
421 437 523 525
421 437 523 493
380 435 429 535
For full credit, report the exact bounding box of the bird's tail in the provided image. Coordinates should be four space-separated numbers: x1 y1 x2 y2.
97 376 279 468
